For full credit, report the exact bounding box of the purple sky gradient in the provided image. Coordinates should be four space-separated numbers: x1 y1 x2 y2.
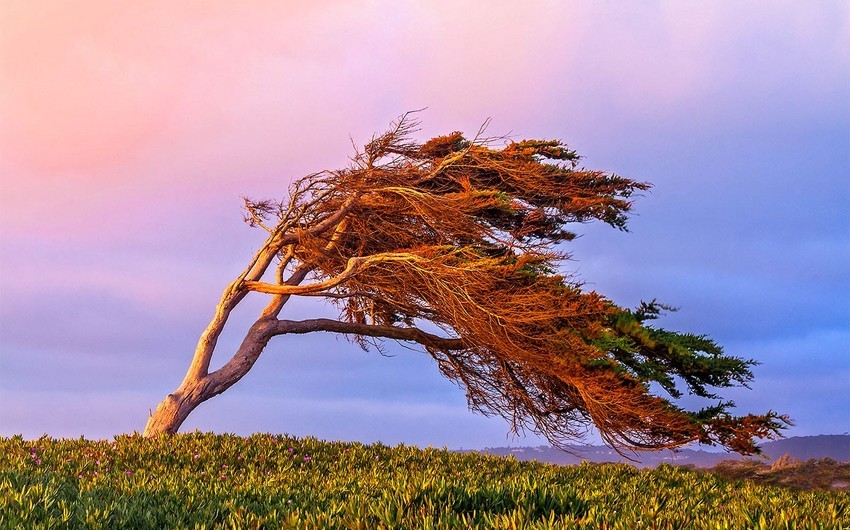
1 1 848 448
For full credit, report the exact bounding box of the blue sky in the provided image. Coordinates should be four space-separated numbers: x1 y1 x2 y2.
1 1 847 448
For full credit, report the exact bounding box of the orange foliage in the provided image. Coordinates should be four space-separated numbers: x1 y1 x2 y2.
147 113 786 452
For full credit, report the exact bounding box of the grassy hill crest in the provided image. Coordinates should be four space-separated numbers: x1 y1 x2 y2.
2 432 847 529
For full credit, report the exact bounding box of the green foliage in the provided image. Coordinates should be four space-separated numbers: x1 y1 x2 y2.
597 300 755 400
1 433 845 529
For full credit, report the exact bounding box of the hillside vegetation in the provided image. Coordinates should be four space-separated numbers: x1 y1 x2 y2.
708 455 850 492
1 433 847 529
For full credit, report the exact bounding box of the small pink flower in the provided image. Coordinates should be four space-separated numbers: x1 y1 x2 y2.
303 456 312 462
125 471 133 476
78 474 83 479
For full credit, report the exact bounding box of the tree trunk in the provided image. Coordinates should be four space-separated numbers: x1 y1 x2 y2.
143 319 276 436
143 380 211 436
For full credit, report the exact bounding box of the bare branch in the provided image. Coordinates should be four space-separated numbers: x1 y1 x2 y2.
243 252 424 296
271 318 465 351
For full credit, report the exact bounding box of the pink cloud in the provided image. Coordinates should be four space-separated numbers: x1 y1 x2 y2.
1 0 844 249
2 1 337 166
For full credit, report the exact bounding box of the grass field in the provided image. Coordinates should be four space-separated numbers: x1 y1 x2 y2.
2 432 847 529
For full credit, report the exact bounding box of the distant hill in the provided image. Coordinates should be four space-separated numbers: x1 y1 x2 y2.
758 435 850 461
471 435 850 468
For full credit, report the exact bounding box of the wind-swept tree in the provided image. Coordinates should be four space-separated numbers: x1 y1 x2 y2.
144 115 787 454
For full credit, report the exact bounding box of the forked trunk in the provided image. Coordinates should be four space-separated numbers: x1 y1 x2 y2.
142 195 352 437
143 319 276 436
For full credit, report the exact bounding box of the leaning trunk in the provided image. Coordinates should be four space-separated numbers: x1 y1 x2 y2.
143 379 211 436
143 318 276 436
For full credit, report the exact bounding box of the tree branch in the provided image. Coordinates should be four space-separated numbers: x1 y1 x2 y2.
243 253 423 296
270 318 466 351
273 193 361 247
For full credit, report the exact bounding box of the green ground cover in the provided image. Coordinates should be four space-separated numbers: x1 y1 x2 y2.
1 433 846 529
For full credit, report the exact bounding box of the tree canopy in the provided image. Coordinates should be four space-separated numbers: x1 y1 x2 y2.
144 114 787 454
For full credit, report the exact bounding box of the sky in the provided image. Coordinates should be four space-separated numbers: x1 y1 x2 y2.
1 1 848 449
